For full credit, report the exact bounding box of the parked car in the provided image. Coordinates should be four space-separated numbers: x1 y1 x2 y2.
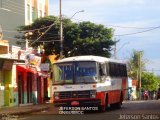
156 88 160 100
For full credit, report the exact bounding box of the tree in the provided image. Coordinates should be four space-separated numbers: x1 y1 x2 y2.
127 50 146 79
141 72 159 91
16 16 115 58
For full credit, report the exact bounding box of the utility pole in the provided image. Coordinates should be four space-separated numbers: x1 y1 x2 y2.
59 0 63 59
139 51 142 100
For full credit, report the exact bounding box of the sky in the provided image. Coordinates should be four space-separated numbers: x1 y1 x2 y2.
49 0 160 75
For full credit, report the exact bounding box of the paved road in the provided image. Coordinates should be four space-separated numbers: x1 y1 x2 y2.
19 100 160 120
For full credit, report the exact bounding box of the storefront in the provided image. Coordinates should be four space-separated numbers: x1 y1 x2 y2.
16 65 38 105
0 58 24 107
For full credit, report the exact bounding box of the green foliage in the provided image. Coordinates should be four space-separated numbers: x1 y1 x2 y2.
127 50 145 79
141 72 159 91
16 16 114 59
127 50 159 91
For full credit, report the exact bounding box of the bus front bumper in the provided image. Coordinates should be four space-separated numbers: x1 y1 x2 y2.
54 99 101 107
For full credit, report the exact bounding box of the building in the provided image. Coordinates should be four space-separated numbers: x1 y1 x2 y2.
0 39 51 107
0 0 51 107
0 40 25 107
0 0 49 47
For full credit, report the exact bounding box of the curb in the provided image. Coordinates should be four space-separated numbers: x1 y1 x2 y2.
0 105 51 116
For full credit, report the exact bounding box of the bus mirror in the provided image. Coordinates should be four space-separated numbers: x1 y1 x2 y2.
99 67 105 76
99 68 102 76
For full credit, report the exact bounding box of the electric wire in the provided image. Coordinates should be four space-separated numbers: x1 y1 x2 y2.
106 25 156 29
1 3 160 38
30 22 57 45
2 24 54 33
115 26 160 36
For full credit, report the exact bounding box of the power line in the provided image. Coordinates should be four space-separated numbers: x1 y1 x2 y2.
34 40 61 42
30 22 57 45
19 39 61 43
2 24 54 33
71 17 160 29
115 26 160 36
2 9 160 38
106 24 156 29
72 17 160 36
2 1 160 32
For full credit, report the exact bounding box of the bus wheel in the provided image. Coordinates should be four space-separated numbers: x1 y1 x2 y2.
105 94 109 110
99 94 108 112
117 93 123 109
99 105 106 112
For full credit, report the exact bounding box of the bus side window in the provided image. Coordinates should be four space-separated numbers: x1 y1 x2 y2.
109 62 114 77
123 65 127 77
120 64 127 77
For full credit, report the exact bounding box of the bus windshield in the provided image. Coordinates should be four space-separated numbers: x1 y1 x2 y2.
75 61 97 83
53 61 97 84
53 62 74 84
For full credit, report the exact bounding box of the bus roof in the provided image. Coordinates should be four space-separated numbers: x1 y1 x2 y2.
54 55 126 64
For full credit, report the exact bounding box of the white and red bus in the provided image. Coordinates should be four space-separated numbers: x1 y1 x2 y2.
51 55 128 111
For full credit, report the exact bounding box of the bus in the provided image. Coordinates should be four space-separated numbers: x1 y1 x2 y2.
51 55 128 112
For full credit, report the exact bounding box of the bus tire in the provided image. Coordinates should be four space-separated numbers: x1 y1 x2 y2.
99 94 108 112
117 92 123 109
99 105 106 112
105 94 109 110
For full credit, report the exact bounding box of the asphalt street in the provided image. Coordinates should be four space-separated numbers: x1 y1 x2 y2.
17 100 160 120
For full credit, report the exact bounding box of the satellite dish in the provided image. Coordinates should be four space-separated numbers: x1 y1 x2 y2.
0 25 3 40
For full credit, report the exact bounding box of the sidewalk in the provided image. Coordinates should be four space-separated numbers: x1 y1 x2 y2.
0 103 51 115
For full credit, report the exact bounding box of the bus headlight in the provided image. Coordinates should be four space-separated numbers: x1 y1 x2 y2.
90 90 96 98
54 92 60 100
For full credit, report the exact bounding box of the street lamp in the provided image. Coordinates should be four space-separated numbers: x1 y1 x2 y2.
59 0 84 59
70 10 84 19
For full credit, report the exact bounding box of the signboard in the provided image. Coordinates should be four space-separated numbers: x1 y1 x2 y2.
40 63 50 71
2 60 13 70
10 46 21 59
0 46 8 54
0 40 9 54
28 54 41 71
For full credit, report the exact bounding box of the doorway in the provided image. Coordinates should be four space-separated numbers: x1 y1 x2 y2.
18 72 24 104
27 72 32 103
